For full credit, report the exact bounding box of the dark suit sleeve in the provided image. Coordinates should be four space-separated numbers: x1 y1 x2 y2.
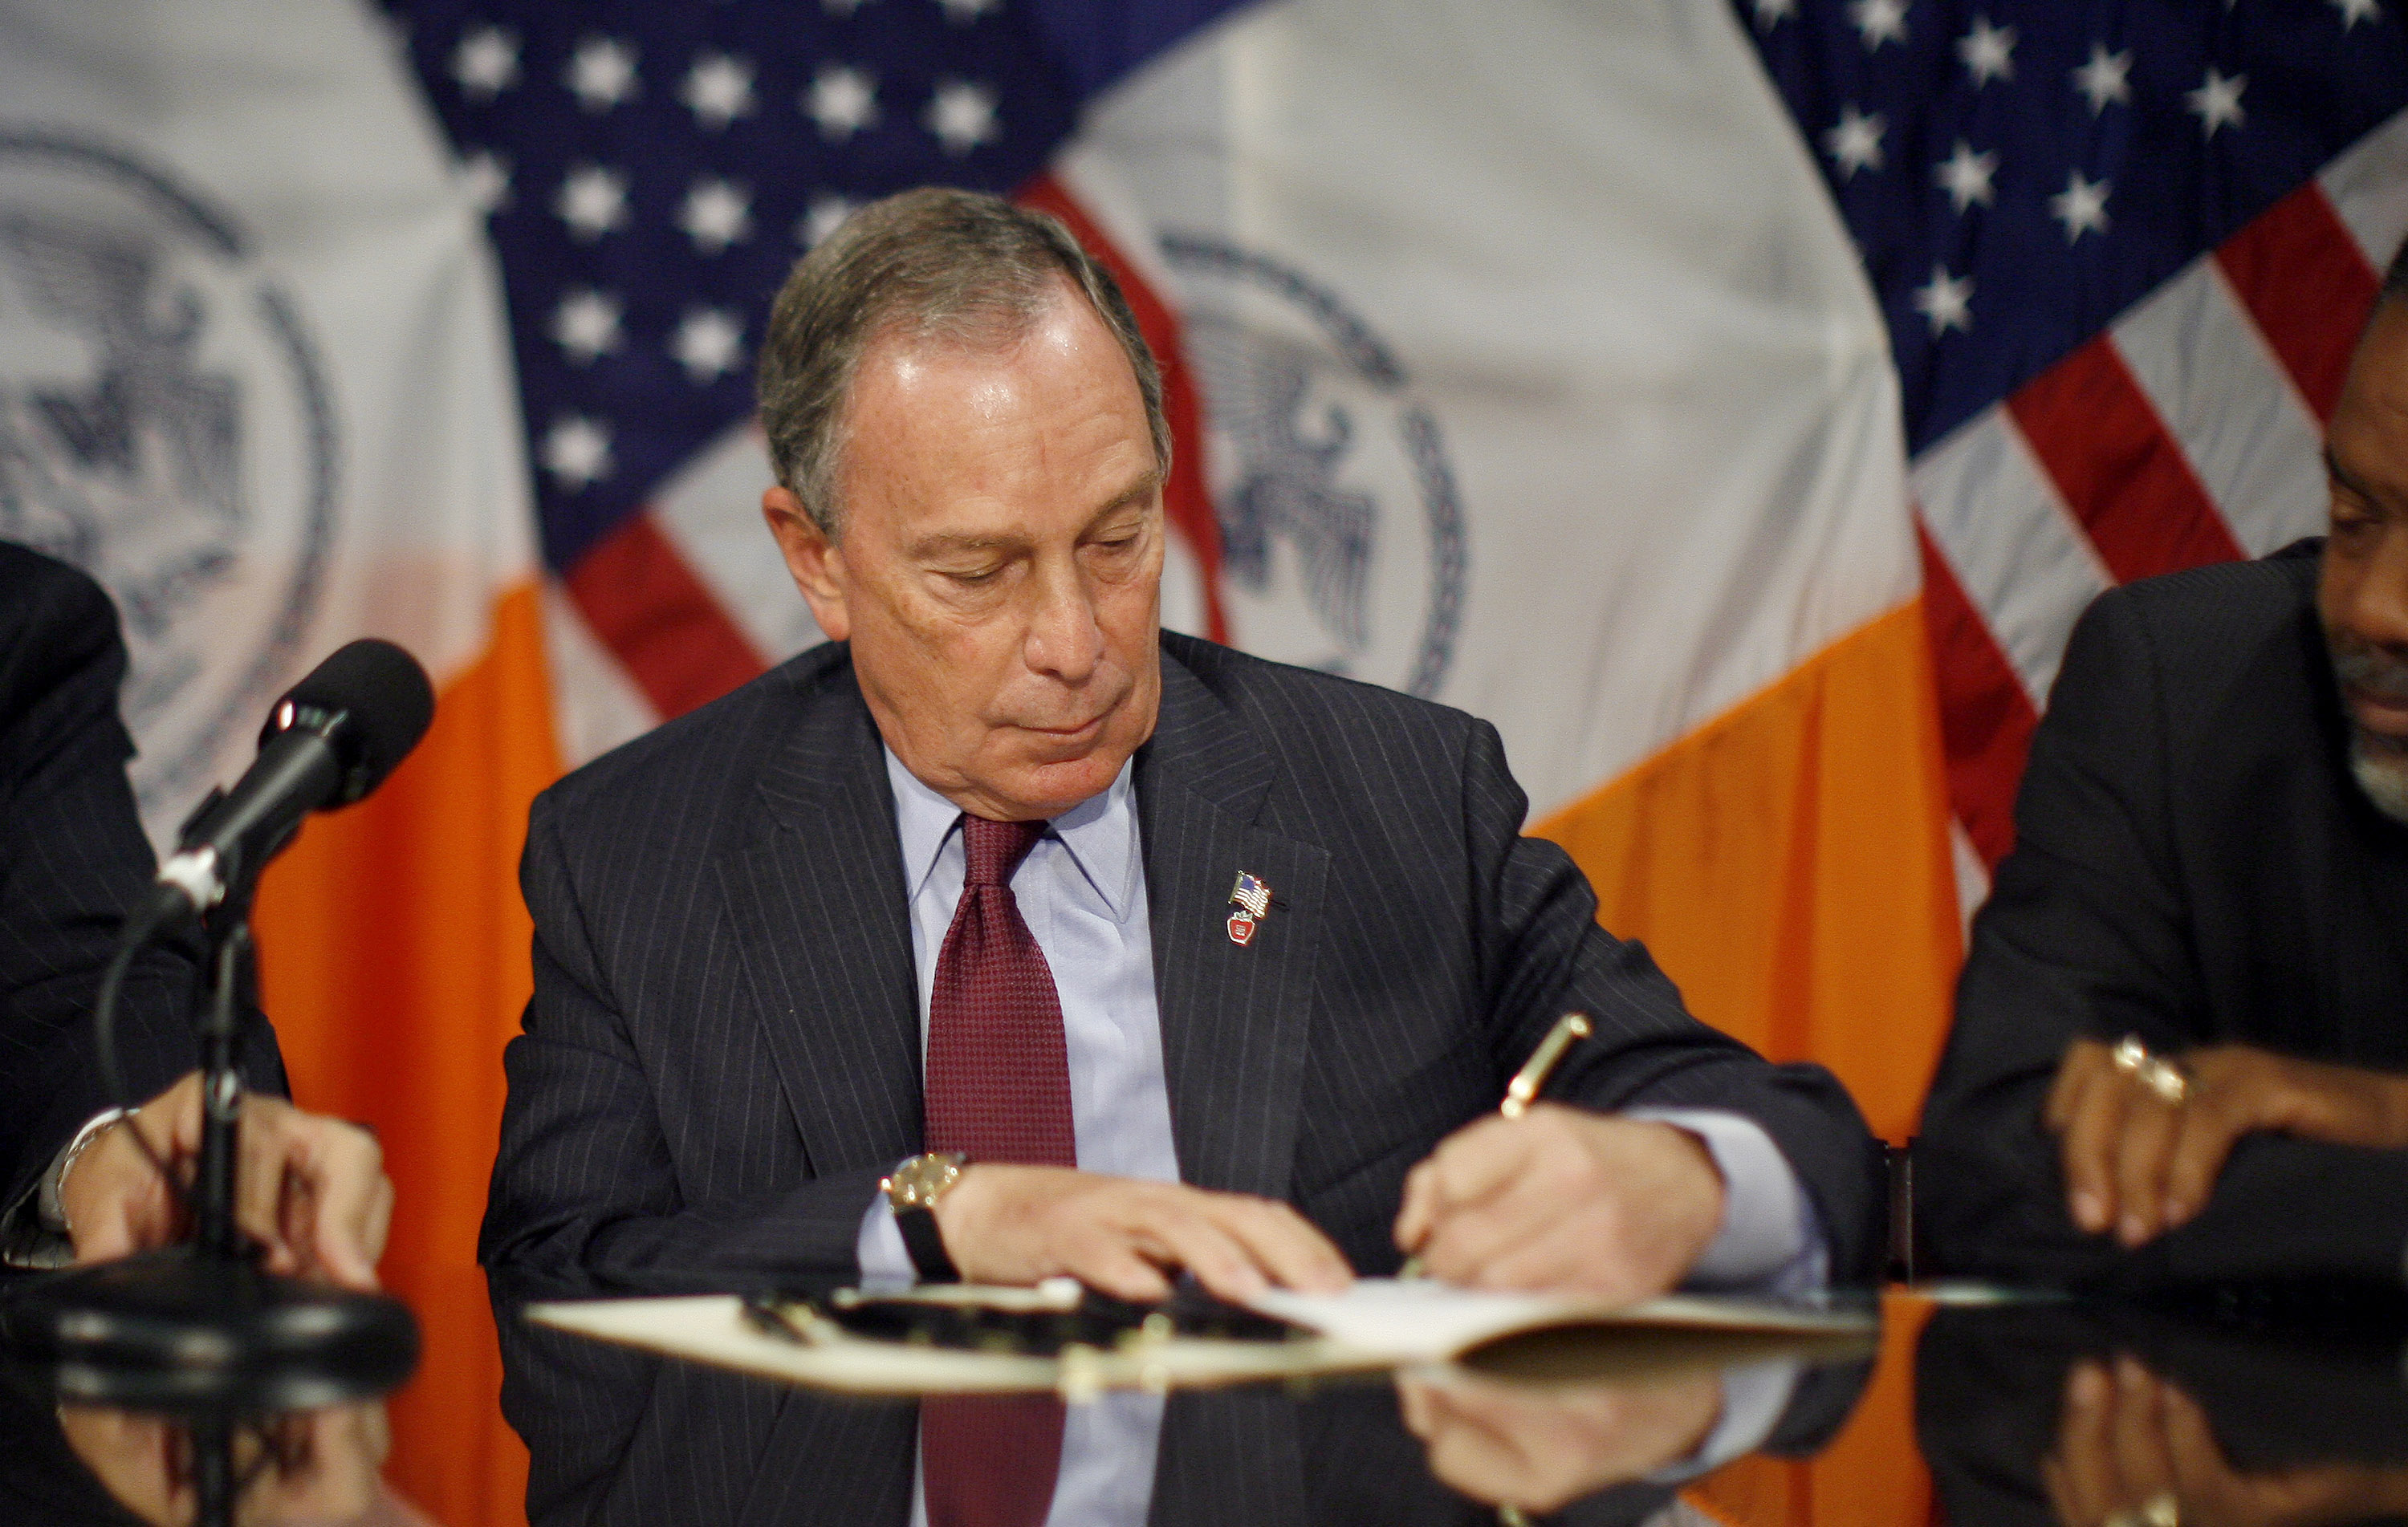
0 555 285 1224
480 794 891 1280
1460 720 1889 1286
1918 593 2408 1285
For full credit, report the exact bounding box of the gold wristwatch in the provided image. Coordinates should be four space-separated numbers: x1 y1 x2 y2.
882 1151 968 1283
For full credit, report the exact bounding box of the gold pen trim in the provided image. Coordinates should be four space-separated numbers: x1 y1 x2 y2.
1499 1012 1592 1119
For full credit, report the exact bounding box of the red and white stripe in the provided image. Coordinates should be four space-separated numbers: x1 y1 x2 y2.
1916 105 2408 905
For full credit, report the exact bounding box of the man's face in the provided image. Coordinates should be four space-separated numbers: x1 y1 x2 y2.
2320 300 2408 822
763 284 1165 822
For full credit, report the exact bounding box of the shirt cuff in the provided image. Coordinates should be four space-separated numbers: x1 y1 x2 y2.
1625 1108 1828 1294
856 1164 917 1289
1644 1358 1806 1484
0 1107 124 1271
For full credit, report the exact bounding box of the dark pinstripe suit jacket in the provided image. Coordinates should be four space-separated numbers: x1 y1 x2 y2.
483 632 1881 1523
0 543 283 1224
482 632 1881 1286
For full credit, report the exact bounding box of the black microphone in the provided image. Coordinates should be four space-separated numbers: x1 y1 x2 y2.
153 639 435 916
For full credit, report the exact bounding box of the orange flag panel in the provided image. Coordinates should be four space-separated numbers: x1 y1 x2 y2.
1531 601 1962 1145
252 583 558 1527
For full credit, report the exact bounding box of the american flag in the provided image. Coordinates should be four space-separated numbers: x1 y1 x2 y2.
1743 0 2408 883
387 0 2408 894
382 0 1247 761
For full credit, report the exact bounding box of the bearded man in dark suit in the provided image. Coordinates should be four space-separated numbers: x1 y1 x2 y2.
1920 240 2408 1289
481 188 1881 1525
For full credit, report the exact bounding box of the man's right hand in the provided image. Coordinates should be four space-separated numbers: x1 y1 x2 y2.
1397 1367 1723 1513
929 1164 1352 1302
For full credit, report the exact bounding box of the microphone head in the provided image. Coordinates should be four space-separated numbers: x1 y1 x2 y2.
265 640 437 804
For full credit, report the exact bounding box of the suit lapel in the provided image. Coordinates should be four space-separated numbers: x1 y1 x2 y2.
715 656 925 1177
1137 650 1328 1199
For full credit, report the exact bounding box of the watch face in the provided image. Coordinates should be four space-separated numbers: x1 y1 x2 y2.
891 1154 961 1208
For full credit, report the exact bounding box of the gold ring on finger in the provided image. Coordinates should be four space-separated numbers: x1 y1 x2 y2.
2137 1058 2188 1107
2141 1492 2180 1527
2113 1034 2151 1074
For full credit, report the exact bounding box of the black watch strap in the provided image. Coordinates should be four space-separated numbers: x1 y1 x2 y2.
895 1204 959 1283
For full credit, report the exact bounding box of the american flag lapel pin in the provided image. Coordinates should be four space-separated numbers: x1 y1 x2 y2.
1226 871 1271 946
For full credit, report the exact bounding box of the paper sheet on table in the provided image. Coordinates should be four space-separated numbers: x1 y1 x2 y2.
524 1282 1876 1396
523 1293 1382 1396
1243 1278 1877 1364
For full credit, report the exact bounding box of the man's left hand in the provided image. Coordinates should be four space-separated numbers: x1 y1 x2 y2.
2047 1039 2408 1246
1393 1105 1724 1299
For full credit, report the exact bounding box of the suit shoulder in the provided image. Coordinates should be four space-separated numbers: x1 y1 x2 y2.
2076 544 2316 667
535 643 848 826
0 543 120 663
2039 546 2321 772
0 543 127 737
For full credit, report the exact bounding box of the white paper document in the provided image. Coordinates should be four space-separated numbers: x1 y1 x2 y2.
1243 1278 1877 1364
523 1281 1877 1397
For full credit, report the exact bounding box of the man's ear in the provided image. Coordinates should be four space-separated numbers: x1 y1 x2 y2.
763 485 851 640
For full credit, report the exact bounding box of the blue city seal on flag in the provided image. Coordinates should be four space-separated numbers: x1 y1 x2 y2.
1162 235 1466 702
0 132 336 836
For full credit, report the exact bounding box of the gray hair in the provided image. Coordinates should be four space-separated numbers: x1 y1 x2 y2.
755 186 1171 537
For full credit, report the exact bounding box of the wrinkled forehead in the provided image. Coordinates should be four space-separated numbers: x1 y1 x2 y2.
840 305 1157 539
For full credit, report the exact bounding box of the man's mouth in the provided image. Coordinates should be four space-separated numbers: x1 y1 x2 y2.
2332 640 2408 740
1021 712 1108 741
2348 688 2408 745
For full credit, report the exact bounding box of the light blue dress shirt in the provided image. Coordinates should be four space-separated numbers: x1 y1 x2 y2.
859 748 1823 1524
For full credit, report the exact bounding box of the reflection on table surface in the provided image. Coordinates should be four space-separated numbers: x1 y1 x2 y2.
1920 1296 2408 1527
0 1363 434 1527
488 1270 1880 1526
13 1272 2408 1525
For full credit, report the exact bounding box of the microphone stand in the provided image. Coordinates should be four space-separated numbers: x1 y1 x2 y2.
196 924 246 1265
0 893 419 1503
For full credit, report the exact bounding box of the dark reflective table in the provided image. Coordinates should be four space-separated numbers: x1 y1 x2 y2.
0 1361 429 1526
9 1273 2408 1527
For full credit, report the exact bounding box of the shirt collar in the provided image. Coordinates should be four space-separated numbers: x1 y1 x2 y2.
882 749 1137 918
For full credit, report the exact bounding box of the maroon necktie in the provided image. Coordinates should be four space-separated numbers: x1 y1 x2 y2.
921 815 1074 1527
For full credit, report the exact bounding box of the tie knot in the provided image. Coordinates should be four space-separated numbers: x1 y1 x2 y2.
960 814 1047 886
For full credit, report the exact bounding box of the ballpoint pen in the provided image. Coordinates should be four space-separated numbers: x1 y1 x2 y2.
1499 1011 1592 1119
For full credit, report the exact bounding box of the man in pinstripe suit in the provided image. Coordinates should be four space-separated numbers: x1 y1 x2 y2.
482 189 1881 1314
483 185 1883 1525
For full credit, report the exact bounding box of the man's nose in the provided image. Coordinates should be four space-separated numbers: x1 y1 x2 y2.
1023 564 1105 682
2345 525 2408 651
